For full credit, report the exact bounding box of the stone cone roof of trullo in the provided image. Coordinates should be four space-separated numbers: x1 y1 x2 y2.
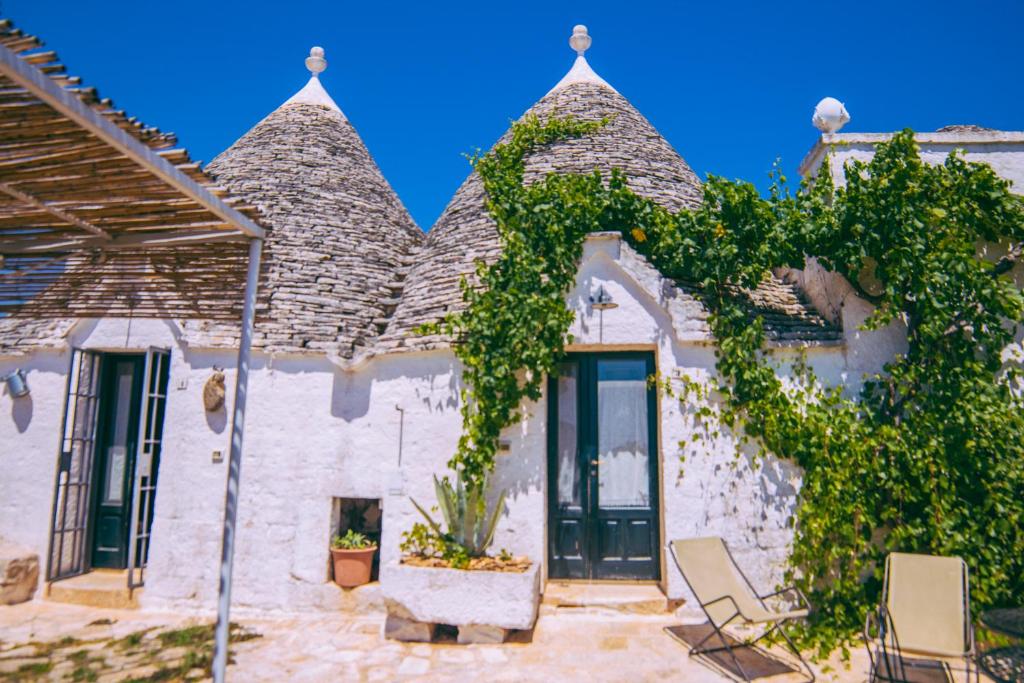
377 54 839 354
181 75 424 357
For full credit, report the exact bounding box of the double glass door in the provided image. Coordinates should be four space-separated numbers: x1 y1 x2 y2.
547 352 660 580
48 348 169 583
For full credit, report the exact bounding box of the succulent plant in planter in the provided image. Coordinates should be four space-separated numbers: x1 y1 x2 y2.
406 473 506 569
330 529 377 588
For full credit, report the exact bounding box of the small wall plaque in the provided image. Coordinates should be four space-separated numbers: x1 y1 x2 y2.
386 469 404 496
211 450 224 464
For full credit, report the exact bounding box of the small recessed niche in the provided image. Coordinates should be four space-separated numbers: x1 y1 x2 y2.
330 497 382 582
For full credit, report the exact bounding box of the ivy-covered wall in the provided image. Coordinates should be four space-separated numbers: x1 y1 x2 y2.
429 117 1024 653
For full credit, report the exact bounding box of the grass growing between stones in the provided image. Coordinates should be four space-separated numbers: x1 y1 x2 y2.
0 621 260 682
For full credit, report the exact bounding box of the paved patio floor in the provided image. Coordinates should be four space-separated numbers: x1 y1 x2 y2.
0 600 884 682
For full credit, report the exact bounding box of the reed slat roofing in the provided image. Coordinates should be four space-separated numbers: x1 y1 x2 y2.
0 16 263 342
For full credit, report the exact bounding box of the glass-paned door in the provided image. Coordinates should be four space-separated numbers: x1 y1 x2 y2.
48 349 171 582
548 352 660 580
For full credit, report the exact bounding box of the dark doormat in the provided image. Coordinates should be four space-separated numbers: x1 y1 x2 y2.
664 624 799 681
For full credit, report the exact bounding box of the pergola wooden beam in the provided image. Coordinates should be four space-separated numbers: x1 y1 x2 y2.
0 228 249 254
0 179 111 239
0 41 264 242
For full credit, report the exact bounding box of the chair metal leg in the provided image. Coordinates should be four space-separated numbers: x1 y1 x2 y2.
687 619 753 683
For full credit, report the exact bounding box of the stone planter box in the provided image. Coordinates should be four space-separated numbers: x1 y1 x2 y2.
381 562 540 644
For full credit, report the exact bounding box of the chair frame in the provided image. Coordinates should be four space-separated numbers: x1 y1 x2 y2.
863 555 978 683
668 540 816 683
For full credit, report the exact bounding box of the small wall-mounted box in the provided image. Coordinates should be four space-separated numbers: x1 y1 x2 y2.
498 440 511 454
211 450 224 463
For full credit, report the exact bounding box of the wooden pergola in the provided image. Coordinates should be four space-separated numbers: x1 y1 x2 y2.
0 20 262 681
0 19 264 318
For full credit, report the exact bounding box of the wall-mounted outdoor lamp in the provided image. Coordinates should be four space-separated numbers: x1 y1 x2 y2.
590 284 617 310
3 369 30 398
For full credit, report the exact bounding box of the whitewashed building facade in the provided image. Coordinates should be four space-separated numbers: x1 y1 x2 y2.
2 27 1022 616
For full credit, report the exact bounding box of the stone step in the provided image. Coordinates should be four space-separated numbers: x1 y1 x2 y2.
46 569 140 610
541 582 670 615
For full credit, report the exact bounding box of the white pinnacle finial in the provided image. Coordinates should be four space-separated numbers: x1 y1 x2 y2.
569 25 591 56
305 46 327 77
812 97 850 133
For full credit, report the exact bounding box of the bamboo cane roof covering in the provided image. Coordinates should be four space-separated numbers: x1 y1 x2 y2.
0 17 264 322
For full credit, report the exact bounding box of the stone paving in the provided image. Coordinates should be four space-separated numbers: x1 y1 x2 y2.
0 601 884 682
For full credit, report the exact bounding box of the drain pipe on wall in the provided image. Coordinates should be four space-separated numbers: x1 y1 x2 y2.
212 237 263 683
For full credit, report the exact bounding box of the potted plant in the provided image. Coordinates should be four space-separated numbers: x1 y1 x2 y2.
330 529 377 588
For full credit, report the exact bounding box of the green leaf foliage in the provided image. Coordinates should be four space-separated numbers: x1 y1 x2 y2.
410 473 507 558
428 118 1024 653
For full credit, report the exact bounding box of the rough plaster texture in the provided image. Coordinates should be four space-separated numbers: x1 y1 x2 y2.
787 129 1024 382
377 234 841 610
1 350 68 570
381 563 541 630
799 132 1024 193
781 258 909 386
0 235 852 616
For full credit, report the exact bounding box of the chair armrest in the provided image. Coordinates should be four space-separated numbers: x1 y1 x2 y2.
699 593 743 625
702 593 742 612
760 585 811 612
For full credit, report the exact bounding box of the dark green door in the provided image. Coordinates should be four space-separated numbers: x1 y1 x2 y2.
548 352 660 580
89 354 145 569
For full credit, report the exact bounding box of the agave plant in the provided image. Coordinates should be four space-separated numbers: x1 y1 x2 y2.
411 473 506 557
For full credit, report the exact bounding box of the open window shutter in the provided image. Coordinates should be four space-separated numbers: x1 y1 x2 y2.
47 348 102 581
126 347 170 589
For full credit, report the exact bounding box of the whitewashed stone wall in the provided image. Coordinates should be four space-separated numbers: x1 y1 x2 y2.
800 133 1024 194
790 132 1024 382
0 235 854 615
368 234 850 608
0 349 68 572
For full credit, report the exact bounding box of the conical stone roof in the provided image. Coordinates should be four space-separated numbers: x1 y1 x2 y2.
377 35 704 353
377 29 837 353
183 52 423 357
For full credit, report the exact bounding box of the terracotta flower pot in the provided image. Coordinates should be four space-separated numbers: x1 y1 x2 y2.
331 546 377 588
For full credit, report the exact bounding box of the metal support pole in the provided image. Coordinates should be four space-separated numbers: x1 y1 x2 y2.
212 238 262 682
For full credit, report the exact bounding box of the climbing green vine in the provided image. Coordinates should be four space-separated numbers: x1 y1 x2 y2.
427 116 1024 652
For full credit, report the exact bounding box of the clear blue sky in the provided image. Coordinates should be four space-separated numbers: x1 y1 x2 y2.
6 0 1022 229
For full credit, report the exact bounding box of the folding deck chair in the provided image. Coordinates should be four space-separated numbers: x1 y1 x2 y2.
668 537 815 682
864 552 977 683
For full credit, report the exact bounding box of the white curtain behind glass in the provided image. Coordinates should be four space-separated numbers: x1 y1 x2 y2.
556 366 580 506
597 379 649 507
